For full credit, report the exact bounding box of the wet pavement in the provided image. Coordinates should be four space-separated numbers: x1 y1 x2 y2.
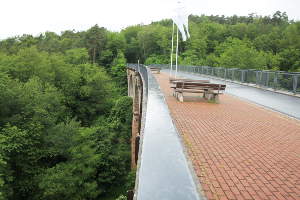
164 69 300 120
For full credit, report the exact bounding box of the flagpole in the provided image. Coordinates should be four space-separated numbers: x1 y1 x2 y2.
170 22 175 77
175 26 179 78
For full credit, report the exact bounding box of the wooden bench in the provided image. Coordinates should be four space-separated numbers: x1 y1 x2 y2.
149 67 160 74
171 81 226 102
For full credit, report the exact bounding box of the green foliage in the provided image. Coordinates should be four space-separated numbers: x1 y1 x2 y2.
121 25 143 63
65 48 89 64
278 48 300 71
111 51 128 95
119 11 299 72
115 195 127 200
85 25 107 64
69 63 115 125
145 54 169 65
216 38 267 69
38 126 101 200
0 28 132 199
0 155 7 200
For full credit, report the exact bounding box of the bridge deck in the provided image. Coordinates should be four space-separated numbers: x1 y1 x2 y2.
153 72 300 200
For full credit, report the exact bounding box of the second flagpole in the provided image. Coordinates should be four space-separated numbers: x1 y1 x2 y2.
175 26 179 78
170 22 175 77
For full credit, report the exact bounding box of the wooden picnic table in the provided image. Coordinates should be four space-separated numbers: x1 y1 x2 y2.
171 80 226 102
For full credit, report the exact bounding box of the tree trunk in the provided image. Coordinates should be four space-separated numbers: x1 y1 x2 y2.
93 47 96 64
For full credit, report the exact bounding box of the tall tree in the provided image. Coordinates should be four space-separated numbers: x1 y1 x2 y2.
85 25 107 64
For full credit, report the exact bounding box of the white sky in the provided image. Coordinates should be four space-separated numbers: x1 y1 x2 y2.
0 0 299 39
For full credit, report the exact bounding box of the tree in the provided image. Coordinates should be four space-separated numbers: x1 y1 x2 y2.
216 38 267 69
278 48 300 71
122 25 143 63
65 48 89 65
111 51 128 94
0 41 132 199
85 25 107 64
99 32 126 67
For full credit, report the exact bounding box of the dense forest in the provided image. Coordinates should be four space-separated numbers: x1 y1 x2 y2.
125 11 299 72
0 26 133 200
0 11 299 200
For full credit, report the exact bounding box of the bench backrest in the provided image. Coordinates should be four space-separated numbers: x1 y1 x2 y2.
149 67 160 70
170 78 209 83
175 82 226 90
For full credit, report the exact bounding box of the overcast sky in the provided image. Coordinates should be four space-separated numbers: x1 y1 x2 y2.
1 0 299 39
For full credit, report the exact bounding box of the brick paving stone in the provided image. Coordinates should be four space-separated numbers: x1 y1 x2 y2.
240 190 252 200
245 186 256 195
224 190 236 200
219 196 229 200
153 73 300 200
256 191 269 200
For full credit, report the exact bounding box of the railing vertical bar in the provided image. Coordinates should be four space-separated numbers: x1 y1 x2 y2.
274 72 278 91
293 75 298 94
268 72 270 87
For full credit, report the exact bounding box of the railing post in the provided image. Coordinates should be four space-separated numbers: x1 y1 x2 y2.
240 70 242 82
255 71 259 85
259 71 263 86
293 75 298 94
266 72 269 87
241 70 245 83
274 72 278 91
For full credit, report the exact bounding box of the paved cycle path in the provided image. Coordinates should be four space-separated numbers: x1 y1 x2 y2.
154 72 300 200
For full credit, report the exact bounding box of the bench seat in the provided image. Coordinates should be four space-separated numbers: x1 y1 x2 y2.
175 89 205 93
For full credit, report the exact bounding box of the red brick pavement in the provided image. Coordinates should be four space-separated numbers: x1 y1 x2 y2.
154 72 300 200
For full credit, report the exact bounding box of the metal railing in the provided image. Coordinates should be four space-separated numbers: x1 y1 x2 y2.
150 64 300 94
127 63 148 95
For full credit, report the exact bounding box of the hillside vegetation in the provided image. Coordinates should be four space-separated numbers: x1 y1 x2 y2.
0 26 133 200
124 11 299 72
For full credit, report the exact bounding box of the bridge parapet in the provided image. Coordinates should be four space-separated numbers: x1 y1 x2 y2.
127 64 202 200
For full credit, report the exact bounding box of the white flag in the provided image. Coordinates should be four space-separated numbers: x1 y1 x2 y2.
172 1 190 41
